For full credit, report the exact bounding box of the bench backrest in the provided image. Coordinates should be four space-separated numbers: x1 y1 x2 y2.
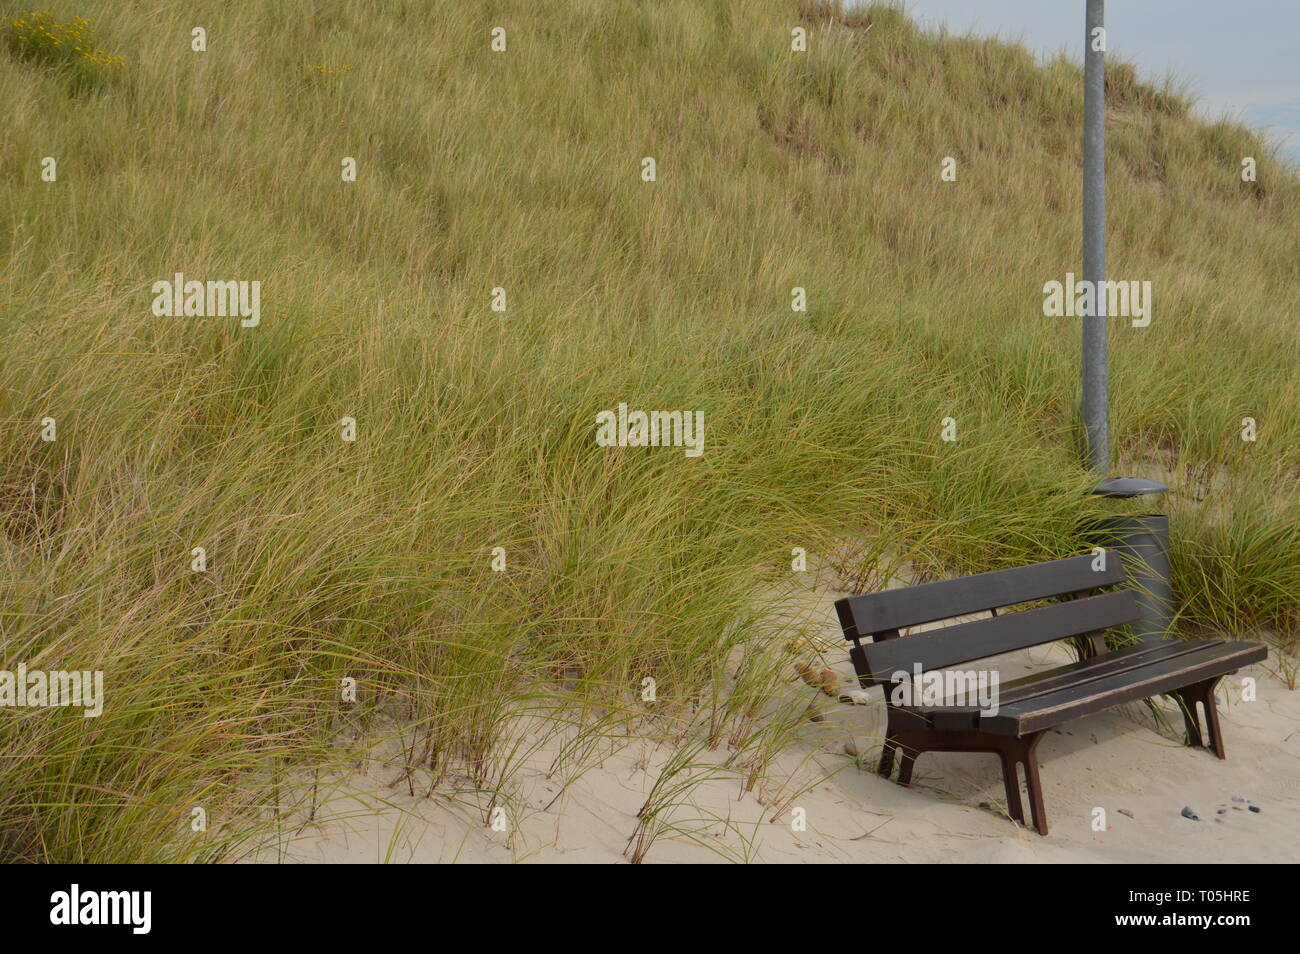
834 554 1139 686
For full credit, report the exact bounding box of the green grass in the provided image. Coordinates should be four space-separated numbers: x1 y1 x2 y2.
1 0 1296 862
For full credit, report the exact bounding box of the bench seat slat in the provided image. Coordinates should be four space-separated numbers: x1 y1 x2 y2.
982 640 1268 735
859 589 1140 684
995 637 1223 703
891 638 1231 731
892 637 1224 718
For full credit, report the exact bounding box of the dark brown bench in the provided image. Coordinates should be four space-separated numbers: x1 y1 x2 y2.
834 553 1267 835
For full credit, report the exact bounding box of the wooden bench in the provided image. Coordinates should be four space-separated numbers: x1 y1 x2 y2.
834 553 1267 835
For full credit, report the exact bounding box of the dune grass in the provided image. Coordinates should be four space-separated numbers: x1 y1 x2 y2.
0 0 1296 861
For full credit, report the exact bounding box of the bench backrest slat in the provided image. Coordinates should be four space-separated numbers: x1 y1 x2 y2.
856 589 1141 684
833 554 1123 642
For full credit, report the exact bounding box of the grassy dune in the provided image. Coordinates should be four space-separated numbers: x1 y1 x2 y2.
1 0 1296 861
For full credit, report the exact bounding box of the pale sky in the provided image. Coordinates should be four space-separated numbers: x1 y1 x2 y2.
895 0 1300 164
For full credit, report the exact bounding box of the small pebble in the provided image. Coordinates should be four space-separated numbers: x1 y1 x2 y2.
1181 806 1200 821
1249 805 1261 813
1216 809 1226 815
1232 796 1247 803
843 742 859 758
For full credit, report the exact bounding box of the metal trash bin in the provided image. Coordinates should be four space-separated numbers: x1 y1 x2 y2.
1084 477 1171 644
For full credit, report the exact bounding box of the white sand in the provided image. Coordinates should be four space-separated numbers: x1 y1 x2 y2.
247 574 1299 864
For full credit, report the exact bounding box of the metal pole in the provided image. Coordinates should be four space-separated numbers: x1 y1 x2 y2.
1078 1 1173 642
1082 0 1108 474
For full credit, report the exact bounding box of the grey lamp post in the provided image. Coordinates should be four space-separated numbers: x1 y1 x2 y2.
1082 0 1109 472
1079 0 1172 643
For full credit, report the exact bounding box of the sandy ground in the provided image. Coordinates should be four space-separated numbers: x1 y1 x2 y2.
247 574 1299 864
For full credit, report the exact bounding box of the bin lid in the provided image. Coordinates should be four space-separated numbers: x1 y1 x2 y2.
1090 476 1169 498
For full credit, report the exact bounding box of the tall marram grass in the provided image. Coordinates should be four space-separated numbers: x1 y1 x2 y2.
1 0 1296 861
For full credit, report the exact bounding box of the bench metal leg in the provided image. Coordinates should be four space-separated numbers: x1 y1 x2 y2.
997 732 1047 835
999 752 1024 824
1175 688 1205 748
879 726 1049 835
881 727 925 786
897 745 918 787
880 711 927 782
1019 733 1048 835
1203 683 1226 760
878 739 898 779
1174 677 1226 760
